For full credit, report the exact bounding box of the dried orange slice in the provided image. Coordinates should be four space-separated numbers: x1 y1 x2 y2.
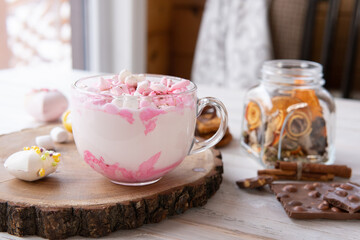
290 145 302 155
286 111 312 139
270 96 302 131
269 109 285 133
271 133 281 146
292 89 322 120
245 101 261 130
270 96 313 138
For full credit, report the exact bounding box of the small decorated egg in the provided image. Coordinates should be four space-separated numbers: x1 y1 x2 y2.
62 110 72 133
4 146 61 181
24 89 68 122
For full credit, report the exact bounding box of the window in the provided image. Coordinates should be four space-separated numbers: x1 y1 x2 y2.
1 0 72 69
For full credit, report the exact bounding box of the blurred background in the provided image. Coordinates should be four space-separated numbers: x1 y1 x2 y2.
0 0 359 98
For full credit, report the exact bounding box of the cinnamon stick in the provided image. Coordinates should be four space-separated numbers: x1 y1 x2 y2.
301 172 334 181
275 161 351 178
258 169 334 181
258 169 296 176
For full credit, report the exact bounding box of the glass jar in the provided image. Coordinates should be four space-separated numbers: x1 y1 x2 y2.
241 60 335 167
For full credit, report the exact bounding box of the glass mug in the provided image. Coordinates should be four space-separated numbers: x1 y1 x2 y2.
71 74 228 186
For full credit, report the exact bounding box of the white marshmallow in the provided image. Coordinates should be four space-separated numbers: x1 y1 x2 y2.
24 89 68 122
50 127 69 143
119 69 132 82
4 149 59 181
133 91 142 96
136 74 146 82
111 99 123 108
123 98 139 109
35 135 54 150
125 75 139 87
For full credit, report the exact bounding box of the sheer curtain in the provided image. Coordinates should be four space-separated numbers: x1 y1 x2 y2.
192 0 272 90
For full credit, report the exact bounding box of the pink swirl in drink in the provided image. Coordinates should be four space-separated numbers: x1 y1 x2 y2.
71 71 199 185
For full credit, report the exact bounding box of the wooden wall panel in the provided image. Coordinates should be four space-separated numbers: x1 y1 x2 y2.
311 0 354 89
147 33 170 75
170 55 194 79
172 0 205 7
147 0 172 33
146 0 205 79
170 6 204 55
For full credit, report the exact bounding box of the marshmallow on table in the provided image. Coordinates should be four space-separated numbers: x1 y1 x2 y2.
50 127 69 143
4 146 61 181
24 89 68 122
35 135 55 150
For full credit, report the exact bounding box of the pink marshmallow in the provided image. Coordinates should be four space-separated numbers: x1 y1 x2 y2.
129 87 136 94
172 89 183 94
85 87 99 93
161 77 168 86
125 75 138 87
136 80 150 94
24 89 68 122
140 100 151 108
165 97 176 106
119 84 130 94
110 86 126 96
148 91 157 97
97 77 112 91
167 79 173 88
86 71 194 110
141 90 151 96
112 75 119 82
111 76 121 86
169 80 190 92
150 83 167 93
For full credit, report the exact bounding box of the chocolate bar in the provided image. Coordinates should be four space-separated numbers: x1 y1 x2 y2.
236 176 273 189
270 183 360 219
323 183 360 213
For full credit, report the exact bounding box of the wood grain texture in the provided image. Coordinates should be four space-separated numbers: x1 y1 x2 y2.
0 125 223 239
147 33 170 75
146 0 205 79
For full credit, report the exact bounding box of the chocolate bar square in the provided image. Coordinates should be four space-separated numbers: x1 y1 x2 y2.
270 183 360 219
323 183 360 214
236 176 273 189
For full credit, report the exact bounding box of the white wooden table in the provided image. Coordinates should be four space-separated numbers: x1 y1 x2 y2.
0 68 359 240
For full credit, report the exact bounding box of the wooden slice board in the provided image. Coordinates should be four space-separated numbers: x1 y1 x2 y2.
0 125 223 239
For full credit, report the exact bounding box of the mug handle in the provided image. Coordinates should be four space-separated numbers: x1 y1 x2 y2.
189 97 228 155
